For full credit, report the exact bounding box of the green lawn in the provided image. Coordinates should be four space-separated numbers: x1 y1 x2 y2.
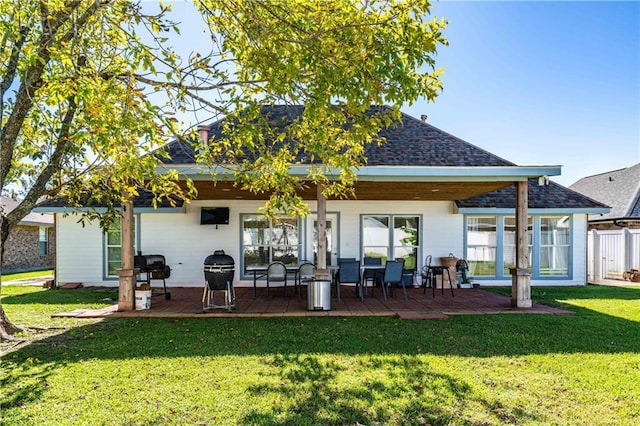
1 285 639 425
1 269 53 282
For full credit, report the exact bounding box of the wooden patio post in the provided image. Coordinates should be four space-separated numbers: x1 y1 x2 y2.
314 184 330 281
116 198 136 311
510 180 532 308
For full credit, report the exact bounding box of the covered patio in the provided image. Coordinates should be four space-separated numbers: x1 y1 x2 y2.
54 285 572 319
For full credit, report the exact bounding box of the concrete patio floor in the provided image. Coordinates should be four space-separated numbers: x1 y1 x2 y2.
53 285 573 319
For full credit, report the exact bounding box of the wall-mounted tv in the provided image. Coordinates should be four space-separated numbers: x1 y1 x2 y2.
200 207 230 225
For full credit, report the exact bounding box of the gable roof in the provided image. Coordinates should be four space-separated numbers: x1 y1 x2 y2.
1 197 54 226
569 163 640 221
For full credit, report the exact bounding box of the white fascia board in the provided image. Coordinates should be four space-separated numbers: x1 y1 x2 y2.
352 166 562 182
162 164 562 182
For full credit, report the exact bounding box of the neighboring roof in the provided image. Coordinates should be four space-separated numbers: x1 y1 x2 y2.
164 105 516 167
569 163 640 221
456 179 610 211
1 197 54 226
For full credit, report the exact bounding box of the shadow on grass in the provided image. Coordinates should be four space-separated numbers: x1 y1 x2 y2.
239 354 540 425
2 286 638 423
1 286 118 306
486 284 640 302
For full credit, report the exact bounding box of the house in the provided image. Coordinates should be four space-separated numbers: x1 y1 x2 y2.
1 196 56 273
36 106 608 294
569 163 640 281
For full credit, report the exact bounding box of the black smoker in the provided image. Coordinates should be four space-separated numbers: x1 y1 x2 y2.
134 253 171 300
202 250 236 311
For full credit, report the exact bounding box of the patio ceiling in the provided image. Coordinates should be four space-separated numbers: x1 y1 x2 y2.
189 180 513 201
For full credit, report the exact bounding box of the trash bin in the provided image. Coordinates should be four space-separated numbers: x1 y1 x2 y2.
307 280 331 311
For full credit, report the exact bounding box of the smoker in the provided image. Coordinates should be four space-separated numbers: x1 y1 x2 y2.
134 253 171 300
202 250 236 311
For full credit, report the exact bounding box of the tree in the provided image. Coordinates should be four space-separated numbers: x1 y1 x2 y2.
0 0 446 339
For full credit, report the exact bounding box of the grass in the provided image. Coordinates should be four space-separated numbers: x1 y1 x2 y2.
1 269 53 281
1 285 639 425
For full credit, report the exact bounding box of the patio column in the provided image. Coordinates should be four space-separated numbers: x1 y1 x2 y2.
510 180 532 308
117 199 136 311
314 184 330 281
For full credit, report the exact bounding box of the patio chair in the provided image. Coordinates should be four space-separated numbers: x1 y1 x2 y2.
296 261 316 299
266 261 288 297
362 256 383 297
380 259 406 302
422 255 454 298
337 259 361 301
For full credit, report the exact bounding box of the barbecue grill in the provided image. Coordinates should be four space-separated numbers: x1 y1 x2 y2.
202 250 235 311
134 253 171 300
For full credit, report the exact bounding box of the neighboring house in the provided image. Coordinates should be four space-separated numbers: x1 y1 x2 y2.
37 106 608 288
569 163 640 281
1 197 56 273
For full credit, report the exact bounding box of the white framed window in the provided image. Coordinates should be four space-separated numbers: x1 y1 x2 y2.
38 226 48 256
104 217 137 278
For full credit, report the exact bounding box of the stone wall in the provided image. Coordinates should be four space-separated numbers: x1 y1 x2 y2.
1 224 56 273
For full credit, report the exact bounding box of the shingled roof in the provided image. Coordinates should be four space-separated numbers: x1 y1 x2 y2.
569 163 640 221
455 179 609 210
163 105 603 210
38 189 184 210
163 105 515 167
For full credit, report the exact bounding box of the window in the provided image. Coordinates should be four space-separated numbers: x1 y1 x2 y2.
362 215 390 260
465 214 572 279
362 215 420 269
466 217 497 276
503 216 533 275
104 218 137 277
242 215 300 271
540 216 570 276
38 226 48 256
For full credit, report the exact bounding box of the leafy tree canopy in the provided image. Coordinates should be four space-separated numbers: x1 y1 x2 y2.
1 0 446 226
0 0 446 336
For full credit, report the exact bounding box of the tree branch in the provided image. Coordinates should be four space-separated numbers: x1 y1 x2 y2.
5 95 78 231
1 0 101 191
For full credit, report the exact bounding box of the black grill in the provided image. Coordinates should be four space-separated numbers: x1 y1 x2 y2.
134 253 171 299
204 250 235 290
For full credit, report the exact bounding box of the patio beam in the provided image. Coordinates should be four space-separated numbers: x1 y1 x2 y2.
315 184 331 281
117 198 136 311
510 180 532 308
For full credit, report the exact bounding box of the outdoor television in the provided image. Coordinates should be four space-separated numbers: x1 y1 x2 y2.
200 207 230 225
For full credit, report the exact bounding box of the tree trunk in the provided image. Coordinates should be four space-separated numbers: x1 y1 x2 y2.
0 301 26 341
0 213 28 340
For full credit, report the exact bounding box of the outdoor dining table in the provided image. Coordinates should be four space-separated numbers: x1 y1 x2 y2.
247 263 386 299
246 264 301 298
359 264 385 299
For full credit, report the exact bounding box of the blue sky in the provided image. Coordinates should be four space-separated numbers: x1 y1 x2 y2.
404 0 640 186
161 1 639 187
